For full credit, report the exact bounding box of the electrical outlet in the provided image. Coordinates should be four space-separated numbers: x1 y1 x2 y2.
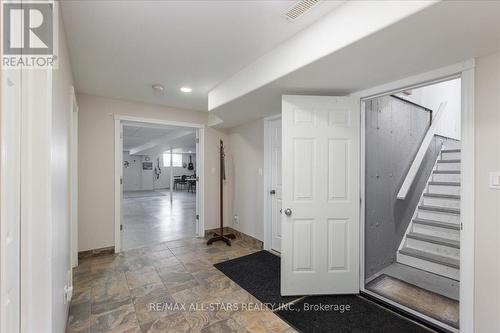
234 215 239 224
490 172 500 189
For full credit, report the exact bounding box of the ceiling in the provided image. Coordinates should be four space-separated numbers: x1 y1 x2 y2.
211 1 500 127
122 122 196 155
61 0 344 111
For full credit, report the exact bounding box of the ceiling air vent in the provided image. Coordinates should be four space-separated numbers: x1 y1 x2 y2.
285 0 321 20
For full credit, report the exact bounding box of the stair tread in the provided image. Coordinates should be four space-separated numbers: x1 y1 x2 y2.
399 247 460 269
441 149 461 153
428 181 461 186
437 159 461 163
419 205 460 214
433 170 461 174
407 232 460 248
423 193 461 200
413 218 461 230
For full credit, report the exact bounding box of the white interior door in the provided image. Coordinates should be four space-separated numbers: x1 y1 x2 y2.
195 130 200 236
1 70 22 333
114 119 123 252
270 118 283 252
120 125 123 240
281 95 360 296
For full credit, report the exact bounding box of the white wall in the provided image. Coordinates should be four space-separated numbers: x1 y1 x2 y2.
78 94 229 251
122 151 142 191
152 153 197 190
140 155 154 190
228 119 264 240
474 51 500 333
398 78 461 140
122 151 197 191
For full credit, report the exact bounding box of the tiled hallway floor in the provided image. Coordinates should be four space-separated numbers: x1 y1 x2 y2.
122 190 197 250
67 237 296 333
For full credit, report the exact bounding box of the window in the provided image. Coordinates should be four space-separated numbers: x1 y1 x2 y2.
163 152 183 167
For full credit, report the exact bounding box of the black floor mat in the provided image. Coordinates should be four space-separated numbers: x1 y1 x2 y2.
275 295 433 333
214 250 299 308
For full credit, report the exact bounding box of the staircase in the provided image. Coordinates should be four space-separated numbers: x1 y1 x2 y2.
397 142 461 280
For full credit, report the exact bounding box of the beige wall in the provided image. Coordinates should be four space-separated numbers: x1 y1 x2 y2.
77 94 230 251
228 119 265 240
474 52 500 333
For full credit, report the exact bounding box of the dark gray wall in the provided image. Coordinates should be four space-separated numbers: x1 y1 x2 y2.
364 96 449 279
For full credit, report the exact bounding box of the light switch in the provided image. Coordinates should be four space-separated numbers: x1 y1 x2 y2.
490 172 500 189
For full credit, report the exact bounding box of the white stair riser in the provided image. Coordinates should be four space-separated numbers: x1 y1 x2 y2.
432 173 461 182
428 184 461 195
405 238 460 258
441 152 461 160
436 163 461 171
397 252 459 280
418 209 460 223
412 223 460 240
422 196 461 209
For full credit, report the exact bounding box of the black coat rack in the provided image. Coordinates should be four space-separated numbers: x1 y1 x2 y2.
207 140 235 246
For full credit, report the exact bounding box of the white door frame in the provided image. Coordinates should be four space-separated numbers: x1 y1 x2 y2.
1 69 22 333
69 86 79 268
263 114 282 251
113 115 205 253
353 59 475 332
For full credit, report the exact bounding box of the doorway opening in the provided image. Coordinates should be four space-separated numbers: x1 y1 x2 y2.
114 116 204 252
362 77 462 332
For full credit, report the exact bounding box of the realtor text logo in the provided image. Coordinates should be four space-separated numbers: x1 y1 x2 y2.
2 1 57 68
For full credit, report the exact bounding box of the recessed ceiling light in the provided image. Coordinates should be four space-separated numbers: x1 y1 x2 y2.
180 87 192 93
152 83 165 92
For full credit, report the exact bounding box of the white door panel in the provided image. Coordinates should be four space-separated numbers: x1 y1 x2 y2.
271 119 282 252
281 95 360 296
195 130 200 235
1 69 21 333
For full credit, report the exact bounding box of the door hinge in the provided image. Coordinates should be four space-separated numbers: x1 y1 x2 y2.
196 138 200 143
120 224 123 231
196 214 199 220
120 177 123 185
460 223 463 230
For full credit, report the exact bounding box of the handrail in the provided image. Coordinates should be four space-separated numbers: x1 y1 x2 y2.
397 102 447 200
390 95 433 114
390 95 433 125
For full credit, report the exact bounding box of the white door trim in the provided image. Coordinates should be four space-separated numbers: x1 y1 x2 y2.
20 68 53 332
263 114 281 251
69 86 79 268
113 115 205 253
0 69 22 333
355 59 475 333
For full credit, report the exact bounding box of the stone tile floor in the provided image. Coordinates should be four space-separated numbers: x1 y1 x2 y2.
66 237 296 333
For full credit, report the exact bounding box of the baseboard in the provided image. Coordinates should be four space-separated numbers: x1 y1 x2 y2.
78 246 115 260
205 227 263 249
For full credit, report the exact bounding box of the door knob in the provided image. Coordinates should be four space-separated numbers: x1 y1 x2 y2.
284 208 292 216
270 189 276 195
